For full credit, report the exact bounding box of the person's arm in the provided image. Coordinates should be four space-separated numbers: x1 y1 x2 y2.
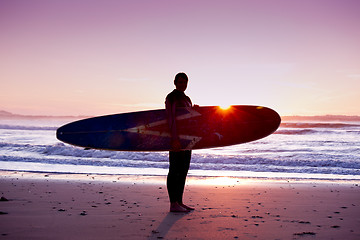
165 98 181 151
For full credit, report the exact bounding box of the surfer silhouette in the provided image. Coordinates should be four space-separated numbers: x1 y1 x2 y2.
165 72 195 212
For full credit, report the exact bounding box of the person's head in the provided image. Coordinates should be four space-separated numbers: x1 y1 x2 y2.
174 72 188 92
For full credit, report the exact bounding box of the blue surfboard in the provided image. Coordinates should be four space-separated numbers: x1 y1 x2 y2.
56 105 281 151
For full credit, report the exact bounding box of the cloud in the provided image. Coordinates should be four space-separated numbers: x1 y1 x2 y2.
109 102 162 109
273 79 317 90
347 74 360 79
117 77 149 83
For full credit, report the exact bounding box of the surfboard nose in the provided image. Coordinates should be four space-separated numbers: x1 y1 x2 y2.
56 120 86 145
56 126 64 141
56 125 70 144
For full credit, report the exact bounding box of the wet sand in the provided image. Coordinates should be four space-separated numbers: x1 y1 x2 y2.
0 171 359 239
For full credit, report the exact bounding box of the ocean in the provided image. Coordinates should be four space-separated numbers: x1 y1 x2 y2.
1 115 359 181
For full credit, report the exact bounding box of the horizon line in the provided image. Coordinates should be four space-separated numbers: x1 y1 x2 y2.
1 110 360 121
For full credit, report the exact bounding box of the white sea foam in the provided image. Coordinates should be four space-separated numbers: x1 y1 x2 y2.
0 118 359 180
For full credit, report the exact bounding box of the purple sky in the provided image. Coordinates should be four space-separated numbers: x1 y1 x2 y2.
1 0 360 116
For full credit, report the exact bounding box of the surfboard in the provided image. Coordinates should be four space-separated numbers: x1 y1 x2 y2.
56 105 281 151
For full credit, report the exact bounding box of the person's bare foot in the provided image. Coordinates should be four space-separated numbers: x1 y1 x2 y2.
170 202 190 212
179 203 195 211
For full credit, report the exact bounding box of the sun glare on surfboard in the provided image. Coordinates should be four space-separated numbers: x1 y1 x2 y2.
219 105 232 110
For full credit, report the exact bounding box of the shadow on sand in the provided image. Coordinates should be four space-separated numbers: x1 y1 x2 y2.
148 212 190 239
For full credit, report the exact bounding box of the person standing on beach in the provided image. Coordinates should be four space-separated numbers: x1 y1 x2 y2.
165 72 195 212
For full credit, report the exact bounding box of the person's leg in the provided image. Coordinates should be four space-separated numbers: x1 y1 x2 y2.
176 150 190 203
167 151 189 212
177 150 194 210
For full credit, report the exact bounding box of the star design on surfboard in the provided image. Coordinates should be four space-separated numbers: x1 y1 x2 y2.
124 107 202 150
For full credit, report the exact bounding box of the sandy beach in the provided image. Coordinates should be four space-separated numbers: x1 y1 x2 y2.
0 171 359 240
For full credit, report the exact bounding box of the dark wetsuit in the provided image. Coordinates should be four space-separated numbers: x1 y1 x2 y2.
165 89 192 203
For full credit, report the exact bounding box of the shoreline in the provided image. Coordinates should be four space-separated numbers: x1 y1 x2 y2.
1 170 359 186
1 171 359 239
